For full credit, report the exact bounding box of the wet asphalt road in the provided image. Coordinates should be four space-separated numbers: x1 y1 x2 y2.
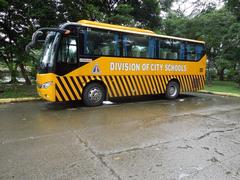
0 93 240 180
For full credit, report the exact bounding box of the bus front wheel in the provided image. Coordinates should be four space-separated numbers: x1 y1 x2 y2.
165 80 180 99
83 83 106 107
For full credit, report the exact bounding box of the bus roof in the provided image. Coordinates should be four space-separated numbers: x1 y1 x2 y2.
78 20 205 44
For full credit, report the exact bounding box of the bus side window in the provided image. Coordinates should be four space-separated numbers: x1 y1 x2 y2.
84 28 120 56
123 34 148 58
158 39 186 60
171 40 181 60
186 43 201 61
195 44 204 60
58 37 77 64
159 39 171 59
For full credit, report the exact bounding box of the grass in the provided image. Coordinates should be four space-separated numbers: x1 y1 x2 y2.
0 83 38 99
204 80 240 95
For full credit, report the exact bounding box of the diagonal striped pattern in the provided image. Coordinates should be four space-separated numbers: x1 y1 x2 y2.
55 75 205 102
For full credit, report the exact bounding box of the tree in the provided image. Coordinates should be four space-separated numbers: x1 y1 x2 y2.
196 9 237 81
222 22 240 84
225 0 240 21
163 8 237 81
0 0 61 85
129 0 162 30
67 0 172 30
1 0 174 85
107 4 134 26
162 13 192 37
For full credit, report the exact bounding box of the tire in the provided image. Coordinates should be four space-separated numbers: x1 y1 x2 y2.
165 80 180 99
82 83 106 107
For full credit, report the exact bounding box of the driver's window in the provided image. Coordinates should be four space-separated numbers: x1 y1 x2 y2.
58 37 77 64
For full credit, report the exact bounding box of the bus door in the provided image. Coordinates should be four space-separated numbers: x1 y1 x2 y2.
55 35 78 76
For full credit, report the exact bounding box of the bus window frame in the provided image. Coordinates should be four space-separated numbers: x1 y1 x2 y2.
64 24 206 63
53 25 80 75
57 36 79 64
122 33 149 58
81 27 121 57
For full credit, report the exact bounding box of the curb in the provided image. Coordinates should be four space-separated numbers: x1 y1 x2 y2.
0 97 41 104
199 90 240 97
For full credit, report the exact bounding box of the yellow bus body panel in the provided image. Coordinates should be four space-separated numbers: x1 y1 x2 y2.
68 56 206 76
36 73 56 102
36 56 206 102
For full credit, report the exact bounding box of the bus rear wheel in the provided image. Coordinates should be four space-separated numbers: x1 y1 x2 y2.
165 80 180 99
83 83 106 107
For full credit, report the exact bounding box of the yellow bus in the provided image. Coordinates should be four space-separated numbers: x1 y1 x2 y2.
27 20 206 106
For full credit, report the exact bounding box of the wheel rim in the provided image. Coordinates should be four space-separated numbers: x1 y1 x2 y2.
169 85 177 97
88 87 102 103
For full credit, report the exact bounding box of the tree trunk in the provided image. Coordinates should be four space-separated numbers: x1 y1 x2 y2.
9 70 18 83
7 63 18 84
218 68 225 81
3 56 17 83
19 63 31 85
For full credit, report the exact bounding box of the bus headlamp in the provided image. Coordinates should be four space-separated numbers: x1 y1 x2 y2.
40 81 53 89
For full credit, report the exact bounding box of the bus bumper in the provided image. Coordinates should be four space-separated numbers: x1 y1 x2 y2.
36 73 56 102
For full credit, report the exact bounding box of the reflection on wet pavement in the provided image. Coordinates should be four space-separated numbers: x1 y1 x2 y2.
0 93 240 179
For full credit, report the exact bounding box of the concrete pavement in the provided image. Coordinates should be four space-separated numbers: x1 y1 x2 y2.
0 93 240 180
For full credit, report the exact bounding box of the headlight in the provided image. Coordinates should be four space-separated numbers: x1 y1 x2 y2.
40 81 53 89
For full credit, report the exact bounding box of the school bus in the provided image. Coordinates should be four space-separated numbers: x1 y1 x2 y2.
26 20 206 106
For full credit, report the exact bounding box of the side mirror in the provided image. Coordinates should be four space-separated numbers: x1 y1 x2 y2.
25 28 67 53
25 31 44 53
32 31 44 45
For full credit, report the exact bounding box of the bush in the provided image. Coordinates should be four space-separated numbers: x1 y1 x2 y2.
206 69 217 81
0 71 3 80
234 72 240 87
226 69 238 81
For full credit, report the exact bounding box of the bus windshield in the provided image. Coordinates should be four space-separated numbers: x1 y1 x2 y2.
39 32 60 73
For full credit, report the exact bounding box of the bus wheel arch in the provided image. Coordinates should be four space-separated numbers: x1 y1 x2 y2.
165 79 180 99
82 81 107 107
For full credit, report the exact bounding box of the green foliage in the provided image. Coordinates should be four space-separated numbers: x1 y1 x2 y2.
1 0 170 85
234 73 240 86
108 4 134 26
163 14 191 37
129 0 162 30
209 69 218 80
226 68 238 81
222 23 240 62
0 0 65 84
195 9 238 81
58 0 166 29
0 0 8 8
163 8 239 81
225 0 240 21
194 9 236 50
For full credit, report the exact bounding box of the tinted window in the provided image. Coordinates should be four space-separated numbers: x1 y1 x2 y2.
123 34 149 57
84 28 120 56
158 39 185 60
58 37 77 64
186 43 204 61
148 37 156 58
